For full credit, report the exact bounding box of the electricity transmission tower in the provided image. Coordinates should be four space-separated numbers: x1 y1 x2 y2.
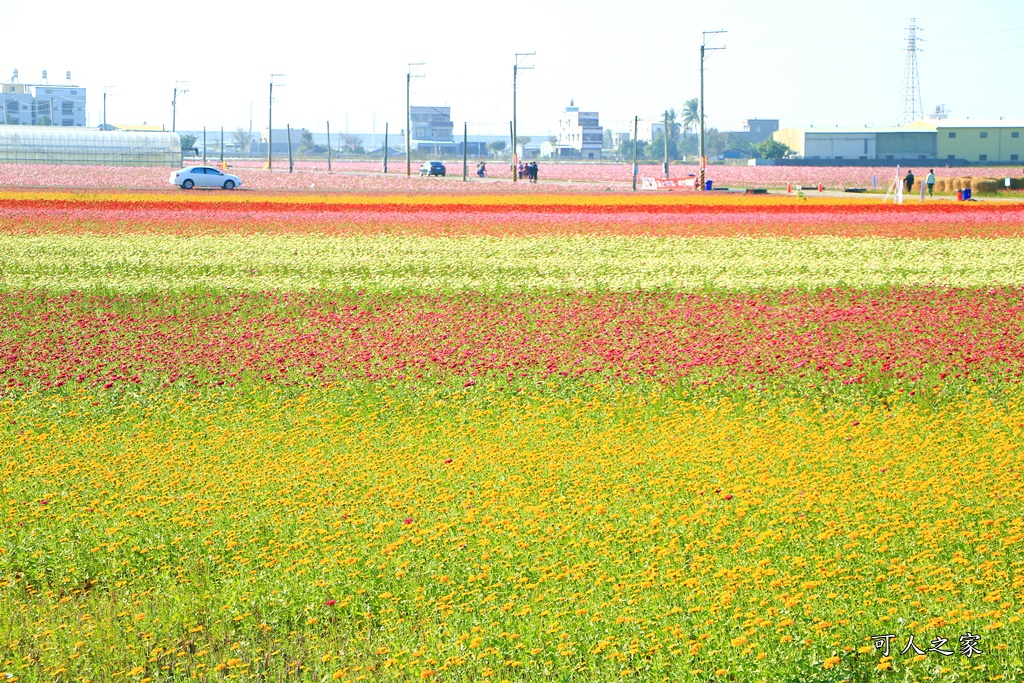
897 18 923 125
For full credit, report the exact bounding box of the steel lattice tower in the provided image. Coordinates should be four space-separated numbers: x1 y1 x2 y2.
897 18 923 125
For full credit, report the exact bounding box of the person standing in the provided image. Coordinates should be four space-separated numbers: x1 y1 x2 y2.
925 169 935 197
904 169 915 194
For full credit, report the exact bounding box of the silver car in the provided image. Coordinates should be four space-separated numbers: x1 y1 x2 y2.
170 166 242 190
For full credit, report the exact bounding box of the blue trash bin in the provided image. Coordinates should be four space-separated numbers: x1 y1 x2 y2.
963 188 972 201
705 180 713 191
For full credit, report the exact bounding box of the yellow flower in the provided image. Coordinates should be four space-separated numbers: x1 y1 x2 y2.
823 656 841 669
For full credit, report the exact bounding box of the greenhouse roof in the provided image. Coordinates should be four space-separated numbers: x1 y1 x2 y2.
0 125 181 167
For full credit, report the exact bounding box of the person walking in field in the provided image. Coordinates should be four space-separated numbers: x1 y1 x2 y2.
904 170 915 194
926 169 935 196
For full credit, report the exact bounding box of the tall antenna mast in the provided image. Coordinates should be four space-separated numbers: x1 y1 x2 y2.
897 18 923 125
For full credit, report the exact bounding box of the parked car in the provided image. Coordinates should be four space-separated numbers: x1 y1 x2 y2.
420 161 446 177
170 166 242 190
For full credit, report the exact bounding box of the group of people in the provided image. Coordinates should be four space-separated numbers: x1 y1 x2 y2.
903 169 937 196
517 161 540 183
476 162 487 178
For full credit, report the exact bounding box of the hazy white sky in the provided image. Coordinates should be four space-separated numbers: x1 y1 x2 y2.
4 0 1023 136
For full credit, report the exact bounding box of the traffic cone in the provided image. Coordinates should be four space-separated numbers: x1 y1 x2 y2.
817 182 824 192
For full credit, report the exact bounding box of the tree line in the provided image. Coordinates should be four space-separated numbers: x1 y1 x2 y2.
613 99 790 161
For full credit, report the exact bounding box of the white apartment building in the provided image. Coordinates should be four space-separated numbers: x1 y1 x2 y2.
554 100 603 159
1 70 86 127
637 120 665 143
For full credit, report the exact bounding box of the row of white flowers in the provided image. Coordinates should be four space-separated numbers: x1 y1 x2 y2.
4 234 1023 293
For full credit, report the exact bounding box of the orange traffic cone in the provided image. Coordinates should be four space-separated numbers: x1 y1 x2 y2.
817 182 824 192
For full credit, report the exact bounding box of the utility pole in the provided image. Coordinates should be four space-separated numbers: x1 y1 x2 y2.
406 62 425 176
632 116 639 191
512 51 535 183
327 121 332 171
509 121 514 178
268 74 285 170
203 127 207 165
220 127 224 166
699 30 725 191
384 122 389 173
287 123 293 173
172 81 188 132
102 85 115 130
663 110 670 179
463 121 468 181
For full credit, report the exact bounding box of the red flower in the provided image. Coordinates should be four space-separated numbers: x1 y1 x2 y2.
403 518 414 524
724 494 733 501
443 458 453 464
325 599 337 606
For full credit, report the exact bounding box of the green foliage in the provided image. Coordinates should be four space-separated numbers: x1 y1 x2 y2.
682 98 700 134
300 130 327 156
178 134 197 151
617 138 647 160
232 127 252 155
490 140 506 153
756 138 793 159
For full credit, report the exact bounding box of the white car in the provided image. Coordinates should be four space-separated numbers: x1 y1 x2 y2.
170 166 242 190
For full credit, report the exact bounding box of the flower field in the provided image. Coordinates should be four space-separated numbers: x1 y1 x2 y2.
1 188 1023 682
1 162 1021 192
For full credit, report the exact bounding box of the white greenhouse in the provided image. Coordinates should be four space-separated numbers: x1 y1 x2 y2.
0 125 180 166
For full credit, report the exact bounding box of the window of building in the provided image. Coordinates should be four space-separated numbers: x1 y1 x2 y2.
948 155 956 160
1013 132 1020 138
1011 154 1019 162
980 131 989 138
979 154 988 161
416 128 425 138
948 131 956 138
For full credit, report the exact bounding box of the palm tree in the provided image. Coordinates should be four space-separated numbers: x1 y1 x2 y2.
664 108 678 135
682 98 700 135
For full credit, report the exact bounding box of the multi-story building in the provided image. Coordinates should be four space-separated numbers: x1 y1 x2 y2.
410 106 454 154
554 100 603 159
1 70 86 127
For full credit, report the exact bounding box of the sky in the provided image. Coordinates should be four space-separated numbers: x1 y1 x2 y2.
3 0 1023 137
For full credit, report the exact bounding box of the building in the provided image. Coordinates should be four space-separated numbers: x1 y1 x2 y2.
774 119 1023 164
774 122 937 162
737 119 778 144
1 69 86 127
410 106 454 154
931 119 1024 164
553 100 603 159
637 120 665 143
250 127 311 156
0 125 180 166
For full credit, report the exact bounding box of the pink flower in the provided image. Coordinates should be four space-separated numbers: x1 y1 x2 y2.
403 518 413 524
